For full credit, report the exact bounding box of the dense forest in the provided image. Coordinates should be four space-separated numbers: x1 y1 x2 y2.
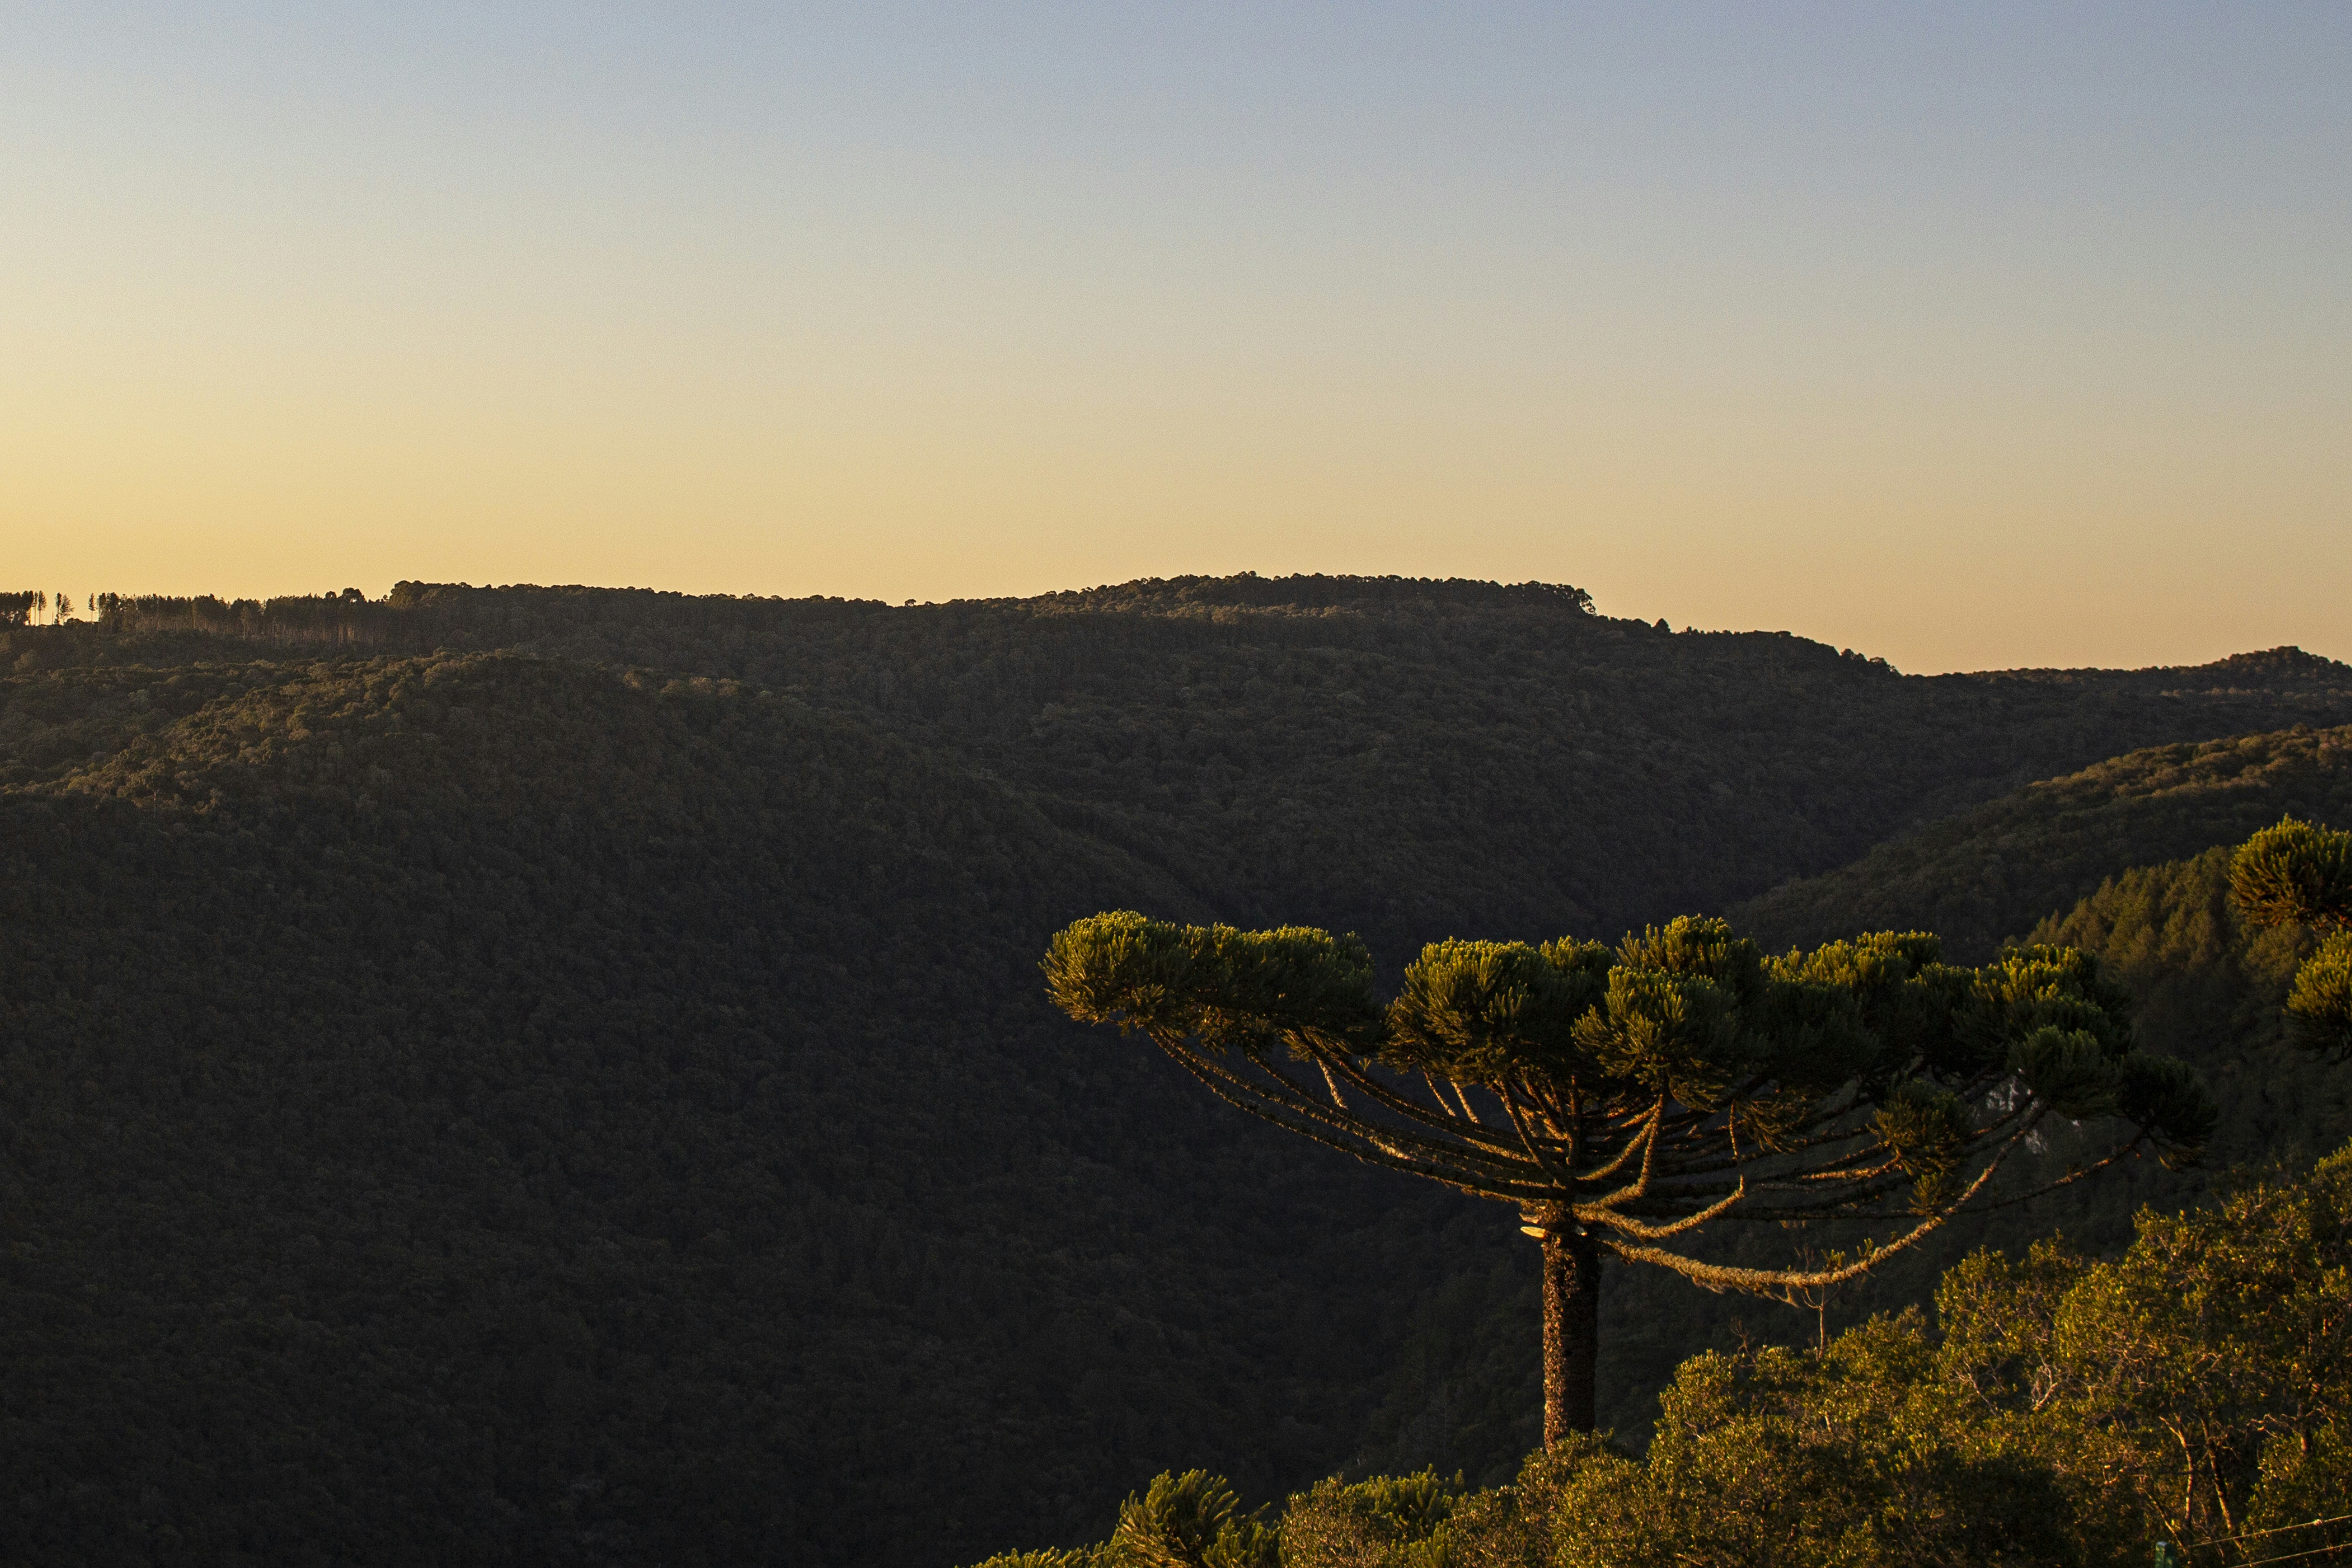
37 579 2352 950
1286 739 2352 1502
1736 724 2352 961
978 1142 2352 1568
4 576 2351 1565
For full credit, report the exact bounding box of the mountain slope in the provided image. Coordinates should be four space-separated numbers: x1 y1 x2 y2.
2028 847 2350 1173
57 581 2352 949
7 582 2352 1563
0 653 1498 1564
1362 808 2352 1491
1735 724 2352 960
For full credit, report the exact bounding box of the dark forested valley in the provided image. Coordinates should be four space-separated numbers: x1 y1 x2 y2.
5 576 2352 1566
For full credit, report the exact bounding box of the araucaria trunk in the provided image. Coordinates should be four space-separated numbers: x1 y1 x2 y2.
1540 1228 1602 1443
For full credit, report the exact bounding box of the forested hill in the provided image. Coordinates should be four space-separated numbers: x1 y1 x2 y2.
1734 723 2352 960
40 578 2352 945
1355 734 2352 1509
3 653 1461 1563
2030 846 2352 1183
5 580 2352 1564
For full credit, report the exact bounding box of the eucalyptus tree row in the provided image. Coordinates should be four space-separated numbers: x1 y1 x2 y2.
1044 911 2216 1442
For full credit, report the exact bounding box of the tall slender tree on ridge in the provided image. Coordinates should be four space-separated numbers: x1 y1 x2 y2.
1043 911 2216 1443
2231 815 2352 1060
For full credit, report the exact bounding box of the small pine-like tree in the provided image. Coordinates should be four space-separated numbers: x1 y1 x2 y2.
1109 1470 1279 1568
2230 815 2352 1059
1044 912 2215 1443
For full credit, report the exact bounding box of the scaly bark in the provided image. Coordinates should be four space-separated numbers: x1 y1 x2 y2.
1541 1227 1602 1442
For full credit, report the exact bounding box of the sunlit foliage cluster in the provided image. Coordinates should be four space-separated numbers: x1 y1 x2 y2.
979 1144 2352 1568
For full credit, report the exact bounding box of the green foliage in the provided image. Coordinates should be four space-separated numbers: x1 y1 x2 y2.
1935 1143 2352 1553
1396 828 2351 1465
1572 921 1758 1108
990 1145 2352 1568
1045 909 1214 1033
2020 844 2352 1215
1971 944 2138 1063
2008 1026 2122 1121
1741 724 2352 962
1754 932 1933 1100
1617 914 1767 1001
2290 930 2352 1061
1529 1315 2082 1568
1049 906 2215 1219
2228 816 2352 1064
2230 814 2352 931
1872 1083 1972 1209
1276 1471 1460 1568
1041 895 2219 1463
6 582 2352 1561
1044 913 1381 1052
33 579 2352 963
1109 1470 1279 1568
2117 1054 2220 1157
1385 940 1599 1087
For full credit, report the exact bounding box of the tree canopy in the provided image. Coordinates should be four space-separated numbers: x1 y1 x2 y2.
2231 816 2352 1060
1045 909 2215 1440
974 1138 2352 1568
1739 724 2352 964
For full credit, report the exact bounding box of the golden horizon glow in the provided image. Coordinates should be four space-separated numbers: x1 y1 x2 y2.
5 5 2347 675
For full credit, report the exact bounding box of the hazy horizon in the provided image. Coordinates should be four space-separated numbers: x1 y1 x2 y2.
25 571 2350 680
8 4 2347 676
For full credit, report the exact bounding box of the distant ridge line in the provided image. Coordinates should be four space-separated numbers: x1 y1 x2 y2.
5 576 2342 684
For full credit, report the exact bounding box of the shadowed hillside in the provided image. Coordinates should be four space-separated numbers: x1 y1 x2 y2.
1735 724 2352 961
1 654 1494 1563
2029 847 2349 1174
5 578 2352 1563
39 581 2352 949
1368 796 2352 1491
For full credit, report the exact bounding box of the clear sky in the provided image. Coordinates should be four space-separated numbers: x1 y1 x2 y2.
4 3 2346 673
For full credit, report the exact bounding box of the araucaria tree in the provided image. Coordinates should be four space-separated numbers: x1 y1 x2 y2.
1043 912 2217 1443
2232 815 2352 1060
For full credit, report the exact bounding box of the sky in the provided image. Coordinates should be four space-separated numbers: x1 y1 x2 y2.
3 3 2347 673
